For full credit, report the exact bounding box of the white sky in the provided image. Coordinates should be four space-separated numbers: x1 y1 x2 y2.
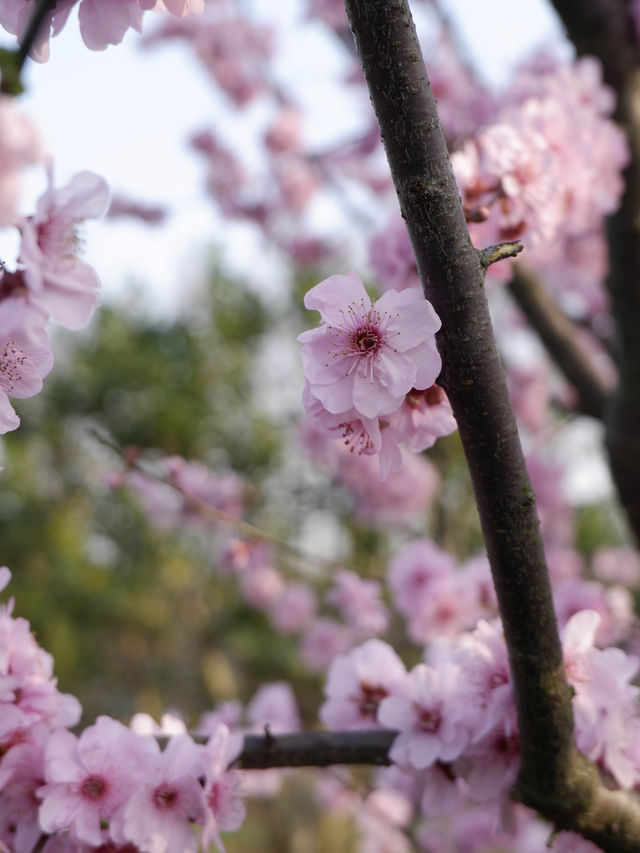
0 0 565 317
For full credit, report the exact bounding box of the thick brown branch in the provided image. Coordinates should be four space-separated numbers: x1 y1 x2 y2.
508 265 614 420
342 0 640 848
233 729 396 769
549 0 640 542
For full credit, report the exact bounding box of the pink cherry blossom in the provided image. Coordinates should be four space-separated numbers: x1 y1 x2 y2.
196 701 243 737
1 564 81 740
319 639 407 729
0 322 53 434
378 662 470 769
37 717 157 846
200 725 246 853
300 418 440 523
163 456 244 522
298 273 442 420
239 562 285 610
0 722 48 853
404 572 483 646
325 569 389 638
385 384 457 454
387 539 456 618
355 786 413 853
147 9 272 107
268 582 317 634
76 0 147 50
0 0 205 58
109 734 207 853
454 710 521 802
419 763 468 818
431 619 514 742
592 546 640 587
18 171 110 329
300 618 352 672
247 682 301 734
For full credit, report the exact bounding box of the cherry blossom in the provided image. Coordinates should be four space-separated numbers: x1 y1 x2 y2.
299 273 442 420
37 718 157 846
300 617 352 672
17 171 110 329
0 723 48 853
200 725 246 853
325 569 389 639
0 322 53 434
378 662 470 770
319 639 407 729
109 734 207 853
247 682 301 734
0 0 204 60
268 582 317 634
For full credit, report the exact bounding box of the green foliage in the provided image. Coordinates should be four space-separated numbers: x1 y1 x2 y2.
0 270 289 725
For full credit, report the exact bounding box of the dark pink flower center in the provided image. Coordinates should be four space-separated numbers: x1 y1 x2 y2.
357 681 388 718
352 326 381 353
417 706 441 733
82 775 107 800
153 784 178 811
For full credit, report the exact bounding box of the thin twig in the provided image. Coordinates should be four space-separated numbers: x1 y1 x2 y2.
508 264 614 420
17 0 58 70
479 240 523 268
90 427 351 576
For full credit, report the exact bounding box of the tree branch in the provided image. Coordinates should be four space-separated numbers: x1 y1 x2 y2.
508 264 614 420
233 729 395 769
549 0 640 542
341 0 640 848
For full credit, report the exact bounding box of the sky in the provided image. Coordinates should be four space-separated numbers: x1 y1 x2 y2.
0 0 566 317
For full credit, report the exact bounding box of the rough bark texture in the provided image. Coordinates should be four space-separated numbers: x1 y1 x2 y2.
550 0 640 542
341 0 640 848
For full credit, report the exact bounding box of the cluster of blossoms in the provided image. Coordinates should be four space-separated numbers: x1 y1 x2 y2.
0 165 109 434
370 54 628 319
317 609 640 851
0 143 110 433
298 273 457 479
299 417 441 527
143 0 398 268
0 568 247 852
451 55 628 316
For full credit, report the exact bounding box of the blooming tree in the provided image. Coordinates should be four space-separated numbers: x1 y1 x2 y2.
2 0 640 852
